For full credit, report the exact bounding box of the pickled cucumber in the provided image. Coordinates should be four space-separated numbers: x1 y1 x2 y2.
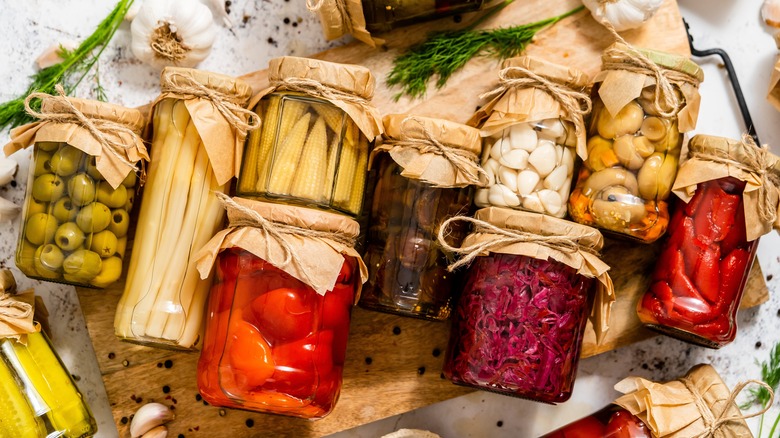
0 354 46 438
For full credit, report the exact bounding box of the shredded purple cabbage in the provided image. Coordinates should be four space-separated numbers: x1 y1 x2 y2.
444 254 594 403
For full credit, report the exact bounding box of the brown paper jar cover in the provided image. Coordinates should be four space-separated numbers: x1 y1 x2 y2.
313 0 377 47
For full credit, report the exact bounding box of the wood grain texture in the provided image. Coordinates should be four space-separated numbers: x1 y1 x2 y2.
77 0 769 436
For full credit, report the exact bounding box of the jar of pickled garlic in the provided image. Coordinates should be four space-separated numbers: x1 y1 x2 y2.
360 115 482 321
237 56 382 218
196 197 366 419
310 0 504 45
542 364 752 437
439 207 613 403
471 56 590 218
568 43 703 243
5 92 147 288
115 68 256 351
638 135 780 348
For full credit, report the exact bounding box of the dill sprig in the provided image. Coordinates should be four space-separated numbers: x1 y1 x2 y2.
741 342 780 437
386 4 584 100
0 0 133 132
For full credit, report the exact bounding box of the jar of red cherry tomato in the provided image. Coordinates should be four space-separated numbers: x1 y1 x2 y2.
541 364 754 437
438 207 614 403
195 196 366 419
637 135 780 348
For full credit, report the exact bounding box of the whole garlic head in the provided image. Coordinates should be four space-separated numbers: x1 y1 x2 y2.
130 0 216 69
582 0 664 32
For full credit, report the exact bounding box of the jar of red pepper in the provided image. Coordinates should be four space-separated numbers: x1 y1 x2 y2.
438 207 614 403
637 135 780 348
194 196 367 419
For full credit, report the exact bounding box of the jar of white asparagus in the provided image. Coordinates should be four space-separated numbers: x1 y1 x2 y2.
115 67 256 350
4 91 147 288
237 56 383 218
470 57 591 218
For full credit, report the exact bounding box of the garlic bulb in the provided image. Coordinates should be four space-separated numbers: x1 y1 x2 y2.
582 0 664 32
130 0 216 69
763 0 780 28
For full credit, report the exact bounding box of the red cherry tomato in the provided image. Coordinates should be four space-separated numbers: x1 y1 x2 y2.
250 288 315 343
226 321 275 389
336 258 355 285
604 409 648 438
541 415 606 438
266 333 334 398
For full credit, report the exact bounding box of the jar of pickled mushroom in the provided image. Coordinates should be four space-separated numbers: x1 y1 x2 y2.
5 89 147 288
237 56 382 218
568 43 703 243
360 114 482 321
638 135 780 348
470 56 591 218
115 67 257 351
195 196 366 419
541 364 754 437
439 207 614 403
0 272 97 438
309 0 504 46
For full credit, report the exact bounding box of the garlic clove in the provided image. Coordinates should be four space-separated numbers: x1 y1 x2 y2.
764 0 780 28
130 403 175 438
0 197 21 221
474 188 490 207
538 189 563 215
498 149 530 171
35 40 78 70
544 165 569 191
535 119 566 141
0 156 18 186
522 192 544 213
528 141 557 177
141 425 168 438
489 184 521 207
517 170 541 196
509 124 538 151
125 1 143 22
498 166 519 192
482 158 500 186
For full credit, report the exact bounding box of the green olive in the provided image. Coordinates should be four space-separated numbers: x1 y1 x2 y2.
50 146 84 177
63 249 102 281
34 252 61 280
122 171 137 188
51 197 79 222
96 181 127 209
85 156 104 181
125 191 135 212
76 202 111 233
36 142 60 152
33 150 53 176
108 209 130 237
31 174 65 202
54 222 86 251
16 239 38 274
25 213 58 245
38 244 64 271
25 198 48 218
90 256 123 288
67 173 96 206
90 230 118 258
116 237 127 258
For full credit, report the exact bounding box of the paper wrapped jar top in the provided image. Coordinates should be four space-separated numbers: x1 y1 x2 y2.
160 66 254 104
43 96 145 134
268 56 375 100
383 114 482 156
232 198 361 237
602 43 704 83
502 56 591 90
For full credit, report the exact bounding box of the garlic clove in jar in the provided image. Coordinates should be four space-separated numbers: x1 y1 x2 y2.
517 170 541 196
561 147 575 172
522 192 544 213
528 141 557 177
538 189 563 216
474 188 490 207
544 165 569 191
498 149 530 170
498 166 519 192
489 184 521 207
482 158 500 186
509 124 538 151
535 119 566 141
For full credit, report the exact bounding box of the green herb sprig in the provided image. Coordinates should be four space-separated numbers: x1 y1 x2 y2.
386 3 584 100
0 0 133 132
741 342 780 437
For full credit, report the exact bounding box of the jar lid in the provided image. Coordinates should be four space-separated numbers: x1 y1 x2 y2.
40 96 145 134
603 43 704 83
228 198 360 238
268 56 375 100
382 114 482 156
160 67 254 104
502 56 591 89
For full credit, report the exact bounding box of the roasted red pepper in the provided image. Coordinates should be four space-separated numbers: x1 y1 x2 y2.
540 406 651 438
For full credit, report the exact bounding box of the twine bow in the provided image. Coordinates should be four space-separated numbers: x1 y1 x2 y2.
436 215 601 271
217 193 356 285
680 377 774 438
24 85 141 171
162 72 260 134
306 0 354 34
480 66 592 139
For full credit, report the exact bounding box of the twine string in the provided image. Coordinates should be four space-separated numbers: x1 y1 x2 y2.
274 76 372 114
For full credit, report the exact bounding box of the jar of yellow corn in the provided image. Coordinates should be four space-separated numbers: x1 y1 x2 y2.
237 56 383 218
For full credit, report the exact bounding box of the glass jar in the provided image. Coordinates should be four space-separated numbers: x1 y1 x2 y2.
198 248 359 419
568 45 703 243
360 114 480 320
0 331 97 438
637 177 758 348
540 405 651 437
361 0 505 32
11 97 145 288
115 68 254 350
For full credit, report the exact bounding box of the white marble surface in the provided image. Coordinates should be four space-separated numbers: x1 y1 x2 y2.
0 1 779 437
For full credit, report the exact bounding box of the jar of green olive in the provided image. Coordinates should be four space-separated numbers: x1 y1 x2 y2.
5 95 147 288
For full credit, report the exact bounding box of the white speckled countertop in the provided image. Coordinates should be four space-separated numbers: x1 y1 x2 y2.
1 1 779 437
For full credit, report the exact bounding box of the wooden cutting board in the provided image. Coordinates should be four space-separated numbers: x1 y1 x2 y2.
77 0 770 436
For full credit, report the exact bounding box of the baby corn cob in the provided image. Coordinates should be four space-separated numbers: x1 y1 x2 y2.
323 134 341 202
0 351 46 438
266 113 312 195
313 103 344 134
242 96 280 194
333 122 360 208
290 117 329 202
278 99 309 140
237 125 263 194
347 135 369 214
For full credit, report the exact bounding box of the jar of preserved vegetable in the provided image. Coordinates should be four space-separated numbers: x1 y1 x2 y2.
638 135 780 348
438 207 614 403
238 56 382 219
115 67 257 351
5 88 147 288
471 56 591 218
568 43 703 243
542 364 755 437
360 114 482 321
195 196 367 419
309 0 504 46
0 272 97 438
